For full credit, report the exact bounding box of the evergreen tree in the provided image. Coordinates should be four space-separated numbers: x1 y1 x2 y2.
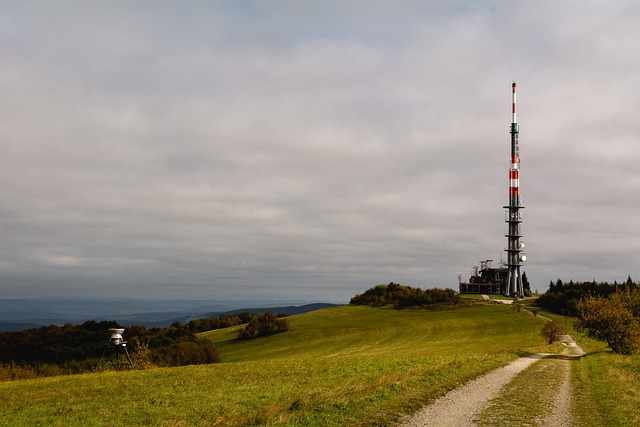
522 271 531 297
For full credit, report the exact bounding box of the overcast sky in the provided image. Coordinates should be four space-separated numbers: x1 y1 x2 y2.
1 1 639 302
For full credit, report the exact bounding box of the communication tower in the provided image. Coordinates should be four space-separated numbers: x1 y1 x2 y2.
458 83 528 296
504 82 526 297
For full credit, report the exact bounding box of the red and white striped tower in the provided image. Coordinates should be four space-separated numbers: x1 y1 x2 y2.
504 82 526 297
509 83 520 204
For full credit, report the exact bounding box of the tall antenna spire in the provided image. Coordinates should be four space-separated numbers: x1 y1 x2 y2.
512 82 517 126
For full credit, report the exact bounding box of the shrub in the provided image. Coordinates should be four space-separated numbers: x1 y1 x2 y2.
541 321 564 344
575 289 640 355
238 312 289 340
153 340 220 366
129 338 152 369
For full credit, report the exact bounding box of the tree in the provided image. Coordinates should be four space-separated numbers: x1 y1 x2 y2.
575 289 640 355
626 275 636 288
547 278 563 293
522 271 531 297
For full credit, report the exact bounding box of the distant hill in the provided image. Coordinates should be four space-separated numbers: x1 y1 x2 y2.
0 322 41 332
203 303 338 318
0 299 338 331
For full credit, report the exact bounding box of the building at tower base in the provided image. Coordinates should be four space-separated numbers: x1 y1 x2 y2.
458 260 508 294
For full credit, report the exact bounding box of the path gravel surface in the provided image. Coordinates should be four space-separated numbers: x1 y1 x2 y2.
399 326 585 427
398 354 549 427
541 358 572 427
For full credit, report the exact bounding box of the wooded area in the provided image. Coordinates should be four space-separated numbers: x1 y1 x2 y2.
0 309 294 381
0 320 220 380
350 283 461 307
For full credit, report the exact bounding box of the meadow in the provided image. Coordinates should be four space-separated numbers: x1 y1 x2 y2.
0 304 551 426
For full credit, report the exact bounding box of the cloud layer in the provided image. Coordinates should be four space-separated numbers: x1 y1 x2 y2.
1 1 639 300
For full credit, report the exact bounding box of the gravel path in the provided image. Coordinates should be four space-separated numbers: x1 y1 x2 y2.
399 327 585 427
541 358 572 427
398 354 549 427
539 333 585 426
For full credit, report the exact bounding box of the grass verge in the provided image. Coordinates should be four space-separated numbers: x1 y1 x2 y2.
571 349 640 426
527 307 640 426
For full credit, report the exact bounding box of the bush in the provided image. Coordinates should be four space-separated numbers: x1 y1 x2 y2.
541 321 564 344
153 340 220 366
129 338 152 369
238 312 289 340
575 289 640 355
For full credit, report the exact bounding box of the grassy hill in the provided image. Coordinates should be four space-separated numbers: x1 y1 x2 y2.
0 304 550 426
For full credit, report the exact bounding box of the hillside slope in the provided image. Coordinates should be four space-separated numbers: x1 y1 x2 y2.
201 304 544 362
0 304 550 426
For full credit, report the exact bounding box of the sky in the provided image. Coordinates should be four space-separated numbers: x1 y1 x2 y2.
1 1 639 302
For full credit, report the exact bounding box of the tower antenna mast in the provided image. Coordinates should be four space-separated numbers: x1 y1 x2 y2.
504 82 526 297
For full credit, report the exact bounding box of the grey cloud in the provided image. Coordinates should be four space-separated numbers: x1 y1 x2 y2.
1 1 639 301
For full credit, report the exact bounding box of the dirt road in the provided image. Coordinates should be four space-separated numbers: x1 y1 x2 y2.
399 333 584 427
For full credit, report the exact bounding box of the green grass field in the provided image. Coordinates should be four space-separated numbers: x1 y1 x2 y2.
0 304 551 426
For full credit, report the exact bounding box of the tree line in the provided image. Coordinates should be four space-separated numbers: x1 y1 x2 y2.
187 312 255 333
350 283 461 307
187 311 289 339
535 277 636 316
0 309 293 381
0 320 219 380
